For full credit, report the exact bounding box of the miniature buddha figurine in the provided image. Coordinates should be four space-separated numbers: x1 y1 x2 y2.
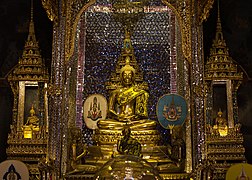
23 105 39 138
213 109 228 136
98 56 156 130
25 105 39 129
117 127 142 157
68 143 97 174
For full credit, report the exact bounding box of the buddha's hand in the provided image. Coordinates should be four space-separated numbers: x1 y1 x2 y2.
118 114 135 122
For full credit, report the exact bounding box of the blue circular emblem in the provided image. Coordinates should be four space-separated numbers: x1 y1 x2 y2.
156 94 187 129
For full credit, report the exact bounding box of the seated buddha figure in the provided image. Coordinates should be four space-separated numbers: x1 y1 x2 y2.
25 105 39 128
98 56 156 130
117 127 142 157
22 105 39 137
213 109 228 136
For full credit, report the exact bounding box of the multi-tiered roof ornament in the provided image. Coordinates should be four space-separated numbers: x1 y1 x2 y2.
204 2 243 82
8 1 48 82
204 2 246 179
6 0 49 179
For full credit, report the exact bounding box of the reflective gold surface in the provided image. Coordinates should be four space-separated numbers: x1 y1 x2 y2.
203 3 246 179
6 1 49 179
98 31 156 131
35 0 247 179
213 110 228 137
66 30 184 179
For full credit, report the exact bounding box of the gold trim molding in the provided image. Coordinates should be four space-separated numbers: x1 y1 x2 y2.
65 0 96 62
162 0 192 62
41 0 58 22
199 0 215 23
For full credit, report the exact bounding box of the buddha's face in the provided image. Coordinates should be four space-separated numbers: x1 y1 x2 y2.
122 70 134 86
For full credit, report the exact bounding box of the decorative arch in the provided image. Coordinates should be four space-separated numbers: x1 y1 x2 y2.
65 0 96 62
65 0 193 63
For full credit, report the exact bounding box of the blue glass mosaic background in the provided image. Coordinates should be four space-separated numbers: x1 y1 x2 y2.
82 2 173 144
83 12 171 119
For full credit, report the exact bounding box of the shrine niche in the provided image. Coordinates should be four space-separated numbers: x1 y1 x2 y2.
6 1 49 178
204 2 246 179
212 83 227 121
23 84 39 126
38 0 249 179
3 0 250 179
68 0 187 129
60 0 193 179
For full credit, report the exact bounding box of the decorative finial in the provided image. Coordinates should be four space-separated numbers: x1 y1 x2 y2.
120 56 135 75
123 30 133 54
28 0 36 42
125 29 131 39
30 105 35 116
215 0 223 41
31 0 34 22
217 108 223 116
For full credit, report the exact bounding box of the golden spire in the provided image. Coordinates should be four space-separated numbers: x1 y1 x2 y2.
106 31 147 90
215 0 223 42
204 0 243 82
8 0 49 82
212 0 227 57
27 0 36 43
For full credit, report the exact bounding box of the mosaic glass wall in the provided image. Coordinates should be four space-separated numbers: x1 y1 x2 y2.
79 1 177 144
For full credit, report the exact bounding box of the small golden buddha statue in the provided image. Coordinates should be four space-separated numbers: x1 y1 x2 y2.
25 105 39 127
68 143 98 174
23 105 39 138
98 56 156 130
213 109 228 136
117 127 142 157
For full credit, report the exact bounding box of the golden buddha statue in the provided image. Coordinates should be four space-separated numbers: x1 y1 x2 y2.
23 105 39 138
81 31 182 174
25 105 39 127
97 32 156 131
117 127 142 157
98 58 156 130
108 56 148 120
213 109 228 136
